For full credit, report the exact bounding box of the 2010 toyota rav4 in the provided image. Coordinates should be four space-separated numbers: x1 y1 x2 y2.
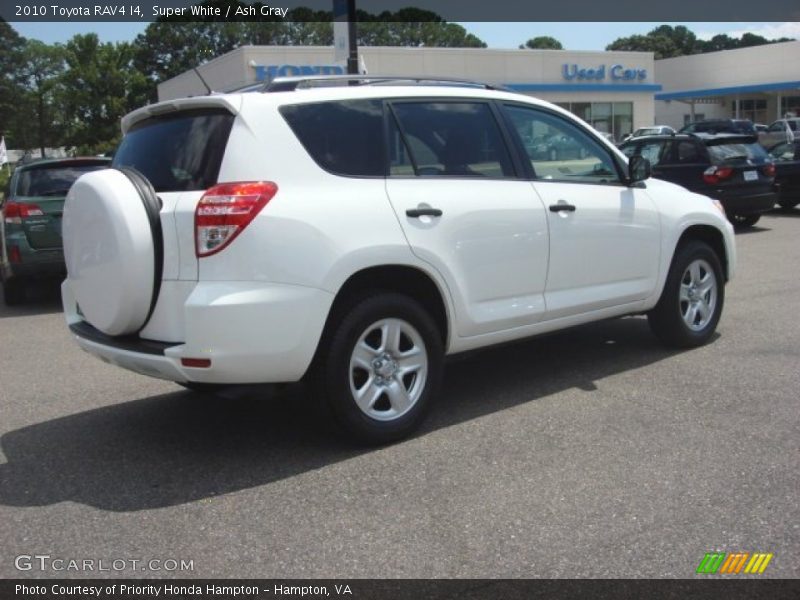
61 77 736 444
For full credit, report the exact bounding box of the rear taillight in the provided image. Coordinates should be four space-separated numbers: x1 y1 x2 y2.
703 166 734 185
194 182 278 257
4 201 44 224
762 163 776 177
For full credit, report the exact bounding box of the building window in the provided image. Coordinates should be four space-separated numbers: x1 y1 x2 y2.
684 113 705 125
735 98 767 124
555 102 632 143
781 96 800 118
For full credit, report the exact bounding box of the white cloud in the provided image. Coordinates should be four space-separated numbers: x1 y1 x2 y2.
696 23 800 41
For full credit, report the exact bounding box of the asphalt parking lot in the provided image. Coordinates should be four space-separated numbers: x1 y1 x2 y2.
0 210 798 579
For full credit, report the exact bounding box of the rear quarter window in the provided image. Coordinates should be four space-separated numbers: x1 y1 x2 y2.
280 100 385 177
113 109 234 192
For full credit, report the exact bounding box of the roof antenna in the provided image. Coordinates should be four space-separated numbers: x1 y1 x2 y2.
193 67 212 94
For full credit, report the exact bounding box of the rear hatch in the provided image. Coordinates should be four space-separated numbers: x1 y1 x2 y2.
12 160 109 249
705 136 775 194
111 105 236 281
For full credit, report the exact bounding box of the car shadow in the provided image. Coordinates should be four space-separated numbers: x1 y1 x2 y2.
734 225 771 235
0 280 63 319
771 206 800 218
0 317 691 512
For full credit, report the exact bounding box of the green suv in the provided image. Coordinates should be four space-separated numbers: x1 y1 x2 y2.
1 157 110 305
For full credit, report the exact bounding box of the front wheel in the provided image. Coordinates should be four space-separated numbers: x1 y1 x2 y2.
777 199 799 210
313 293 443 445
648 241 725 348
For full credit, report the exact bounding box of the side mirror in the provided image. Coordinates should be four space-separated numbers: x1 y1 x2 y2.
628 155 651 184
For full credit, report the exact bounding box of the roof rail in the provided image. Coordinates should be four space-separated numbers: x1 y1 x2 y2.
262 74 511 93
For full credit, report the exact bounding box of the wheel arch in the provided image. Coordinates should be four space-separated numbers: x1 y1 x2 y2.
305 264 452 382
674 224 729 282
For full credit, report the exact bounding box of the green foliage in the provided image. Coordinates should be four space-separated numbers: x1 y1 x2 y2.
520 36 563 50
60 34 149 153
606 25 795 59
0 20 26 148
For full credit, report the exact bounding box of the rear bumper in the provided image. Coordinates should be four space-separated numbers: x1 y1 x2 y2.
63 280 334 384
2 233 64 281
716 190 777 215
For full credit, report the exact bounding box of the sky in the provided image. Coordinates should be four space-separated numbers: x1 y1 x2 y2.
9 21 800 50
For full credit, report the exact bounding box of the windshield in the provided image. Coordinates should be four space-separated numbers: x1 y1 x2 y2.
15 163 108 197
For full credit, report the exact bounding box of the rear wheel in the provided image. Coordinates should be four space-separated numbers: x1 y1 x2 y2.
777 199 799 210
2 277 26 306
313 293 443 445
730 214 761 228
648 241 724 348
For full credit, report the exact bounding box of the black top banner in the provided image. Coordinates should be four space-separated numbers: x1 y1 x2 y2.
2 0 800 22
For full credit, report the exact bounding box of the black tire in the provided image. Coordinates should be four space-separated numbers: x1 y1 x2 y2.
2 278 26 306
777 199 799 210
730 213 761 228
312 292 444 445
648 240 725 348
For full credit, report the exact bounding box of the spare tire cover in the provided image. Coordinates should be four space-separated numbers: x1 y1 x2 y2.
64 169 159 336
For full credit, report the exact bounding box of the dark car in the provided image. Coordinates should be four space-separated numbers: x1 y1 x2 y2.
1 157 111 304
619 133 776 227
767 140 800 209
679 119 757 136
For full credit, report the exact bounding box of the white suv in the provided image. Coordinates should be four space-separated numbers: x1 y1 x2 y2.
61 76 736 443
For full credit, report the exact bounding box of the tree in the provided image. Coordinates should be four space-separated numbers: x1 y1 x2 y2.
520 36 563 50
0 20 26 148
60 34 149 154
18 40 65 156
608 24 795 58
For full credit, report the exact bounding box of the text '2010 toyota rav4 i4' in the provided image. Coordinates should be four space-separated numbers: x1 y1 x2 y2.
61 76 736 444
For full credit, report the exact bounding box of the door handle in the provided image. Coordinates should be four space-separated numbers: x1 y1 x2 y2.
549 204 576 213
406 207 443 218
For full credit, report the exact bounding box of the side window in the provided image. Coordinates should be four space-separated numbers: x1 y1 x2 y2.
768 122 785 132
620 143 639 159
673 140 704 164
389 102 515 178
503 104 620 183
768 142 793 162
789 121 798 132
639 141 668 166
280 99 385 177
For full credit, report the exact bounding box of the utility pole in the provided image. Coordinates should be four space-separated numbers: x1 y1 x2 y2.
334 0 359 75
346 0 358 75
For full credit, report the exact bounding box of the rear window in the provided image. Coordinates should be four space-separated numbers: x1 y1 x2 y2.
280 100 385 177
113 109 234 192
15 162 108 197
707 142 768 163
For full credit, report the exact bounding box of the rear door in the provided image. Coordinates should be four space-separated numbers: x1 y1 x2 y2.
384 100 550 337
651 138 710 193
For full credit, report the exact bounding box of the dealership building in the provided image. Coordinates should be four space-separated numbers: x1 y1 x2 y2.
158 40 800 140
